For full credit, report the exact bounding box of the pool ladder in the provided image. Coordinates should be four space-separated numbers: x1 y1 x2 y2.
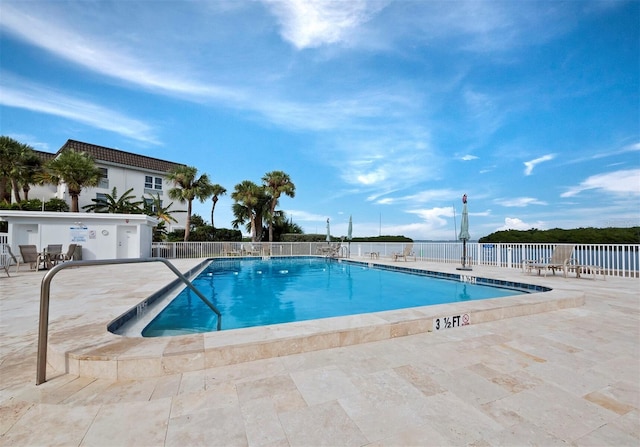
36 257 221 385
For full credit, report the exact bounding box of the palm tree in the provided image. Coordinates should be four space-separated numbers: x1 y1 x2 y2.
82 187 144 213
143 192 182 225
0 136 35 203
19 151 43 201
143 192 183 242
231 180 269 242
262 171 295 242
210 184 227 228
45 150 102 212
166 165 214 241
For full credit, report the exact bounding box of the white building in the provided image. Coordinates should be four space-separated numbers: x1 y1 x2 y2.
0 211 158 260
28 139 188 232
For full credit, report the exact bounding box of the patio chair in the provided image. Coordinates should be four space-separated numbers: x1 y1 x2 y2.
56 244 77 262
2 244 21 274
392 243 415 261
525 245 576 277
46 244 63 265
327 243 343 258
19 245 47 271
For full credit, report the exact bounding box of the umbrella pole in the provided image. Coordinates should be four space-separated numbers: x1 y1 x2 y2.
457 238 472 271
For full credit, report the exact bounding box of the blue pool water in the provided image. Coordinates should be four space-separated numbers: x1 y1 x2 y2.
141 258 528 336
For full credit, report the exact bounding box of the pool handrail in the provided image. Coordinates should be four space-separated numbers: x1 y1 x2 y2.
36 257 221 385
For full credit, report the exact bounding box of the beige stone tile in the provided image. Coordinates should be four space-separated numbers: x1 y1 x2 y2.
0 399 33 435
60 378 116 404
240 395 287 446
493 382 619 442
171 381 238 418
573 420 640 446
81 398 172 446
27 376 97 405
609 409 640 439
178 369 206 394
78 358 118 379
272 389 308 413
279 400 367 447
2 402 100 446
235 373 298 403
117 356 163 380
393 364 446 397
205 357 287 385
431 367 512 406
162 351 205 374
482 421 568 446
290 365 360 406
479 399 526 428
150 373 182 400
362 422 451 447
584 383 638 416
165 404 248 447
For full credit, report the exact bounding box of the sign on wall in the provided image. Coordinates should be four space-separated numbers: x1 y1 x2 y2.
70 225 89 242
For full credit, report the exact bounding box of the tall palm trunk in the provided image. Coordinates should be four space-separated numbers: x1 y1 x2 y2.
184 200 193 241
211 196 218 228
11 178 21 203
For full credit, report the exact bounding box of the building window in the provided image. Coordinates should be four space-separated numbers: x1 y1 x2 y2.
98 168 109 188
145 176 163 192
95 193 108 212
144 197 162 213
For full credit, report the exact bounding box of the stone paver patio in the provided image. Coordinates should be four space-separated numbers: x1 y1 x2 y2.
0 258 638 446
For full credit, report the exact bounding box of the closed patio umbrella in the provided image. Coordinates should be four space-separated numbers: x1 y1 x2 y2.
326 218 331 243
347 215 352 257
457 194 472 271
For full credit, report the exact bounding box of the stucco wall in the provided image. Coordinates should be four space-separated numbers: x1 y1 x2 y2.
0 211 159 260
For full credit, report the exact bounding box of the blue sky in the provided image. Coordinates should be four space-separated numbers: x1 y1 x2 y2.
1 0 638 240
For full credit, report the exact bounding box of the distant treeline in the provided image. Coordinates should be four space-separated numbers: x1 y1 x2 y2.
282 234 412 243
479 227 640 244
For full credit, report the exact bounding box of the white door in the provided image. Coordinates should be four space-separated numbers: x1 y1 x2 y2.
116 226 137 258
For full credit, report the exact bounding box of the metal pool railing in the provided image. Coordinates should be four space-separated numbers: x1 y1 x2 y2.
36 257 220 385
152 241 640 278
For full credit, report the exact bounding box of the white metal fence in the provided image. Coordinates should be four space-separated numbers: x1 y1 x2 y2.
152 241 640 278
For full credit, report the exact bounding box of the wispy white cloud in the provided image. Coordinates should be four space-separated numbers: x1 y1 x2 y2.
561 169 640 198
262 0 385 49
283 209 328 222
4 133 50 152
562 141 640 165
373 189 457 206
0 3 244 102
0 73 159 144
460 154 479 161
496 217 546 231
498 197 547 207
523 154 555 175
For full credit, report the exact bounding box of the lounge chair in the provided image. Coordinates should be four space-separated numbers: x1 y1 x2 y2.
2 245 21 274
245 244 261 256
525 245 576 277
317 243 342 257
46 244 63 265
19 245 47 271
392 243 415 261
56 244 77 262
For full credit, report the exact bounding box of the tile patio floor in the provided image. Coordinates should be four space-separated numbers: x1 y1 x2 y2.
0 258 638 446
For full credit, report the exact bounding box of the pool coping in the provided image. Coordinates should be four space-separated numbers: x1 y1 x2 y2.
47 257 585 381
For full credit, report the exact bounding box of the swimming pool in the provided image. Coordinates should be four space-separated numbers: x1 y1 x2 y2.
140 257 531 337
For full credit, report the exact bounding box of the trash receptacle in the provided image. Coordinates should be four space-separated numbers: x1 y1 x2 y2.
73 245 82 260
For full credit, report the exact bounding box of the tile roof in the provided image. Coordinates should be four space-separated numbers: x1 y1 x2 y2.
33 150 56 163
58 139 184 173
